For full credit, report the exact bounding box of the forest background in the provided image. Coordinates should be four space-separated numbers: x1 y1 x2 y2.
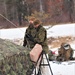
0 0 75 28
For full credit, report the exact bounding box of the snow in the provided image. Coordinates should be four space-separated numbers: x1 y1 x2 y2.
0 23 75 39
0 27 26 39
50 61 75 75
47 23 75 38
0 23 75 75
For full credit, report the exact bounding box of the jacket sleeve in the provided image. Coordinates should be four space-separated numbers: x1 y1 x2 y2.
23 36 27 47
34 28 46 44
23 29 28 47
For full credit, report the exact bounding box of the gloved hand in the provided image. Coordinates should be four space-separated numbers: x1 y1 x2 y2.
26 34 35 42
23 40 27 47
26 34 30 38
23 43 26 47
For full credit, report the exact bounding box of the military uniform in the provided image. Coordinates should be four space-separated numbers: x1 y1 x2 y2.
23 25 49 53
23 24 49 75
23 24 34 48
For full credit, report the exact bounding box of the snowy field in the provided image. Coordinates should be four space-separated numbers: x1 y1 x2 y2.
0 23 75 39
0 23 75 75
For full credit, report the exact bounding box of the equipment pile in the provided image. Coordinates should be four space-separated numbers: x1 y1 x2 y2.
0 38 29 75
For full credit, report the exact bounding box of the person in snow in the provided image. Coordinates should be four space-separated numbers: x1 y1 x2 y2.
23 17 36 75
23 17 36 48
24 19 49 53
56 43 74 61
23 18 52 75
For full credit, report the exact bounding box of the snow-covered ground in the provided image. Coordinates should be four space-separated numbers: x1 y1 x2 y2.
0 23 75 75
47 23 75 38
0 23 75 39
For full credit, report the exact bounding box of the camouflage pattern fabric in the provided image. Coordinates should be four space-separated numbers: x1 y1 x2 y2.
23 25 49 53
23 25 50 74
0 38 33 75
23 24 55 74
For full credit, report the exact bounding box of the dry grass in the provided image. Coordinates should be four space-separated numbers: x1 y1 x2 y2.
9 36 75 49
48 36 75 48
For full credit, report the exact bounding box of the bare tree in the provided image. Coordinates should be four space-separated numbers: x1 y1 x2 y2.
63 0 74 22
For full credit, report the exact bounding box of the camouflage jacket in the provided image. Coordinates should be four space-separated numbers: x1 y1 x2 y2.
23 25 49 53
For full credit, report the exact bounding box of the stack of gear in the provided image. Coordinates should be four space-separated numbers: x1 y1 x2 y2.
56 43 74 61
0 38 30 75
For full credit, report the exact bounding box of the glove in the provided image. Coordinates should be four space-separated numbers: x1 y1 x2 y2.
23 40 27 47
23 43 26 47
26 34 34 42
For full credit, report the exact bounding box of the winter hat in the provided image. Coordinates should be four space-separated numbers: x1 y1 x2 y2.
33 19 42 26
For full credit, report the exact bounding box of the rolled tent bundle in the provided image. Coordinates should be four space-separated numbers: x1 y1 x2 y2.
0 38 30 75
